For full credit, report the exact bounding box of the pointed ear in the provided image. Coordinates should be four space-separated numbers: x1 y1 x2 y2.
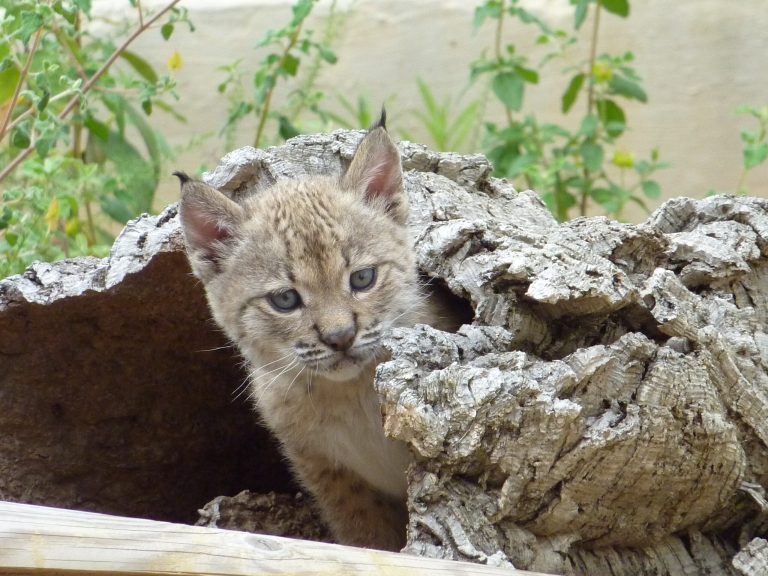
341 122 408 224
174 172 245 281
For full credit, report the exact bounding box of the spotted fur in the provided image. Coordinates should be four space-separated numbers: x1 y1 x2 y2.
176 122 437 550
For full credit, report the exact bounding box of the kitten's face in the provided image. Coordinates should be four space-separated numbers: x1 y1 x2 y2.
211 177 419 381
178 126 420 382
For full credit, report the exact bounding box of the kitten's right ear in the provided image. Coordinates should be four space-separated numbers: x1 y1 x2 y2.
174 171 245 281
341 112 407 224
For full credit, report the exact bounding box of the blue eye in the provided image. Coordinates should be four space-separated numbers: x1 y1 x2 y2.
268 289 302 312
350 267 377 291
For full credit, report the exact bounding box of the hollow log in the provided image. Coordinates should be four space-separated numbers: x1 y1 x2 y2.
1 130 766 575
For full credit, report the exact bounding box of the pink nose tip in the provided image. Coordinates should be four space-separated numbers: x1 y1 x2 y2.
322 325 357 351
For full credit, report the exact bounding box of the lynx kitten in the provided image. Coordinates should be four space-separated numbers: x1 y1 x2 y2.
176 116 440 551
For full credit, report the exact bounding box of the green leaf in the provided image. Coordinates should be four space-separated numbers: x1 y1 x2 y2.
291 0 314 25
578 113 599 137
0 42 21 106
474 2 502 29
573 0 591 29
11 127 30 149
596 99 626 137
608 74 647 102
152 100 188 123
98 128 158 222
19 11 43 43
281 53 300 76
641 180 662 199
101 93 127 135
161 23 174 41
73 0 92 13
515 66 539 84
590 187 622 214
141 99 152 115
599 0 629 17
491 72 525 111
0 61 21 106
6 232 18 247
580 141 604 172
744 142 768 169
504 153 539 179
627 194 650 213
278 115 301 140
635 159 651 175
34 137 52 158
317 46 337 64
84 115 110 142
562 72 585 113
123 100 168 181
120 50 159 84
36 89 50 112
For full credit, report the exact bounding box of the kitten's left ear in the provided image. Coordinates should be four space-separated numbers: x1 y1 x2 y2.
341 116 407 224
174 171 245 282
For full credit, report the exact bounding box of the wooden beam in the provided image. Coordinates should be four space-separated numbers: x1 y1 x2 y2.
0 501 553 575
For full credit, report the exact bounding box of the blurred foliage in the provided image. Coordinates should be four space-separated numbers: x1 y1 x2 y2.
398 79 482 153
217 0 343 149
472 0 667 221
0 0 189 277
736 105 768 195
1 0 763 279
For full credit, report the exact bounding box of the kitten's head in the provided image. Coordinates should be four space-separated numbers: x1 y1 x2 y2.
176 121 421 383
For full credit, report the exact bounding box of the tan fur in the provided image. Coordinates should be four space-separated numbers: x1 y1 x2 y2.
177 125 440 551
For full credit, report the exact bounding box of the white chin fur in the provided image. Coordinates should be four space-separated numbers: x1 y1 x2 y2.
312 354 373 382
321 364 365 382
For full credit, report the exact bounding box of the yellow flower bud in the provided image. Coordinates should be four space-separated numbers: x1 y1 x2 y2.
612 150 634 168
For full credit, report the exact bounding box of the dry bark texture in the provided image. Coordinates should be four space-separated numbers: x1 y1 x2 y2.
208 132 768 574
196 490 330 541
1 130 767 575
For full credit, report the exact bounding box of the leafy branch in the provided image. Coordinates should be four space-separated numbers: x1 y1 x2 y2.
218 0 339 149
0 0 182 185
0 24 44 145
473 0 667 221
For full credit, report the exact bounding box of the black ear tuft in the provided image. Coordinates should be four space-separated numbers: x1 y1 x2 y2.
172 171 191 186
371 106 387 131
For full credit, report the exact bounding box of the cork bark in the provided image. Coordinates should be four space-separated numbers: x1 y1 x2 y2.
1 130 767 575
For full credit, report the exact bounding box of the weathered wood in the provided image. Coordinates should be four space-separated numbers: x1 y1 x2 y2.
197 135 768 574
0 501 550 576
3 130 768 575
374 191 768 574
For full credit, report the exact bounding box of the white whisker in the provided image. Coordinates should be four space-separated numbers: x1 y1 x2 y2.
307 363 319 416
197 343 237 353
283 365 306 403
233 351 295 401
248 356 300 406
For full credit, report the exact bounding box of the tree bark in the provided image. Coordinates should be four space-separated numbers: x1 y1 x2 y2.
205 132 768 574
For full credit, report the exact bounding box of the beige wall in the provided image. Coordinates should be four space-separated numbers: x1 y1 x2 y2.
94 0 768 221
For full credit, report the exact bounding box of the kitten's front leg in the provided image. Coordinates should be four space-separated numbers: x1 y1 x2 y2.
290 451 408 551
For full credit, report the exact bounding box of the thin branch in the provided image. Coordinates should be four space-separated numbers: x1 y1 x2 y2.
0 0 182 185
494 0 514 126
253 20 306 149
285 0 340 123
0 25 46 145
52 24 88 83
4 89 80 136
585 1 601 117
580 1 602 218
137 0 145 28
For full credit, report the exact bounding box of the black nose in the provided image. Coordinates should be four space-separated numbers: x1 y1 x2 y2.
322 325 357 351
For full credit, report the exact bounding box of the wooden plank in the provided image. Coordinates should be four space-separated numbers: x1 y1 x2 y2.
0 501 553 575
